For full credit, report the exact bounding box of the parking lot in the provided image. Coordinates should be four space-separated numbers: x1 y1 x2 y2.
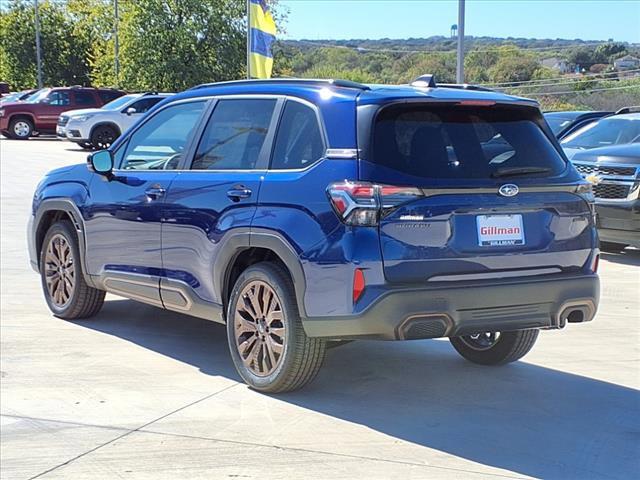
1 137 638 479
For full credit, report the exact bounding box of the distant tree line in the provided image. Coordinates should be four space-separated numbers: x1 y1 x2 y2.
1 0 637 111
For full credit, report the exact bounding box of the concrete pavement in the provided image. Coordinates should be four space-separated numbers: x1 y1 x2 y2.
1 137 639 479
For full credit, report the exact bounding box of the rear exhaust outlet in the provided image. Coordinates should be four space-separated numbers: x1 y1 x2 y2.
556 300 596 327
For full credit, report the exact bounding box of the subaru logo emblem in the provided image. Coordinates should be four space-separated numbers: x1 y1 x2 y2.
498 184 519 197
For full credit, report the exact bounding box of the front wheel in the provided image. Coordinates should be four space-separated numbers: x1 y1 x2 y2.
226 262 326 393
450 329 539 365
8 117 33 139
40 221 105 319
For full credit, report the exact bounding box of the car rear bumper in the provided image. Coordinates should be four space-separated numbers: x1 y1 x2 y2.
302 273 599 340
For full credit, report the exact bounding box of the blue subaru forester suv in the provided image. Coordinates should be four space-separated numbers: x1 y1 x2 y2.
28 77 600 392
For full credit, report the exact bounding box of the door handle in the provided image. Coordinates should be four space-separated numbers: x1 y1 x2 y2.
227 186 252 201
145 185 166 200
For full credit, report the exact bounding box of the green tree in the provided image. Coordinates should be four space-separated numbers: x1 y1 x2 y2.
0 0 91 89
594 42 627 63
117 0 246 91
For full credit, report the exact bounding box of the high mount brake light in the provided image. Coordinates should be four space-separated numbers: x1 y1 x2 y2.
327 181 423 226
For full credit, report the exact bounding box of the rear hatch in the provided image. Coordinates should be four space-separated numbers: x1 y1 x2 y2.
359 101 594 283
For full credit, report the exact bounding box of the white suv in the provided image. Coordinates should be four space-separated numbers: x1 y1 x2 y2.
57 93 173 149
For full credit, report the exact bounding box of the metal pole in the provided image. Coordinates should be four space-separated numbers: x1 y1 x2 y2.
34 0 43 88
456 0 465 84
246 0 251 79
114 0 120 86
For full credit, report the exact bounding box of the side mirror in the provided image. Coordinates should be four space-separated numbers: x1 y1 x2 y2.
126 107 137 115
88 150 114 177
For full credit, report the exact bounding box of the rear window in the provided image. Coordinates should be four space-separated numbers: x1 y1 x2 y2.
372 105 566 180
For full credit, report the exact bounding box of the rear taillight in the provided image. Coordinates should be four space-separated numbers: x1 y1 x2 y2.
327 181 423 226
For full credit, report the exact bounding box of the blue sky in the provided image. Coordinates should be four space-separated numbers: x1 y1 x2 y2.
279 0 640 43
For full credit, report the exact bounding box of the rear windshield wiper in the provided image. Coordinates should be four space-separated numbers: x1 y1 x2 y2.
490 166 552 178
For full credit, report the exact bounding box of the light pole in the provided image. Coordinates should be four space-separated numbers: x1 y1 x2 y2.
456 0 465 84
114 0 120 86
35 0 43 88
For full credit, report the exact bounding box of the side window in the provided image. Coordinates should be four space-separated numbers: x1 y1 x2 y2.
99 90 122 103
128 97 162 114
75 91 97 107
191 99 276 170
120 101 206 170
271 101 324 169
46 91 70 106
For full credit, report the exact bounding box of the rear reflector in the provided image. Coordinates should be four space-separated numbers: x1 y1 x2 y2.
353 268 365 303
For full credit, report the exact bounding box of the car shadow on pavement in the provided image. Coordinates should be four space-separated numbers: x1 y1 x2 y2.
76 299 640 480
601 248 640 267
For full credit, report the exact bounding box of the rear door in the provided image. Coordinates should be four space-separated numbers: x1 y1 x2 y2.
161 97 280 306
360 102 594 283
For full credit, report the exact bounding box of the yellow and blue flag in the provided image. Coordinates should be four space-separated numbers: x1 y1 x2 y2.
249 0 276 79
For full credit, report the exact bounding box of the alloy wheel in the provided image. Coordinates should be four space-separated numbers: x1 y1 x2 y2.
459 332 501 351
44 234 75 308
233 280 286 377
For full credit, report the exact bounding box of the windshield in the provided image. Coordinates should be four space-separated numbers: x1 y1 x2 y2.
0 93 21 104
102 94 139 111
561 117 640 149
26 88 51 103
371 104 566 181
544 114 576 135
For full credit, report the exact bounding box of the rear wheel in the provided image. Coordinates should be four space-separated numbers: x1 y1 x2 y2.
226 262 327 393
8 117 33 139
40 221 105 319
90 125 118 149
450 329 539 365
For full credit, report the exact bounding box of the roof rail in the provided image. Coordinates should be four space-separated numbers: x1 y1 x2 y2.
189 78 370 91
615 106 640 115
438 83 496 93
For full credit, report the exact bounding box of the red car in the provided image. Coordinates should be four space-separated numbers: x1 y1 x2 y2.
0 86 125 139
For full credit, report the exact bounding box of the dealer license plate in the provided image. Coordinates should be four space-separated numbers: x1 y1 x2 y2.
476 214 525 246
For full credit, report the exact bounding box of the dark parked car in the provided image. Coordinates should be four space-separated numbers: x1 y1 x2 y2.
544 111 612 139
561 112 640 159
0 86 125 139
572 143 640 251
28 77 599 393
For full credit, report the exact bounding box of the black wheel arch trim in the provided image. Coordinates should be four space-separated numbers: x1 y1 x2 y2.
32 198 95 287
214 227 308 319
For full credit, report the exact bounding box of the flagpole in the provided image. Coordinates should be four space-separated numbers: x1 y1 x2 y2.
246 0 251 79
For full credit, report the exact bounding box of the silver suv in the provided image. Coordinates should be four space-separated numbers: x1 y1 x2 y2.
57 92 173 149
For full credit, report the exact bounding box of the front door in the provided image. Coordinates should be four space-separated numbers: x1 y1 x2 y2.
84 99 209 304
162 97 280 308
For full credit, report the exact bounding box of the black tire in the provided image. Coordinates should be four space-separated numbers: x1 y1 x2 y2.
226 262 327 393
40 220 105 319
8 117 33 139
450 329 539 365
90 125 118 150
600 241 627 253
79 142 94 150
